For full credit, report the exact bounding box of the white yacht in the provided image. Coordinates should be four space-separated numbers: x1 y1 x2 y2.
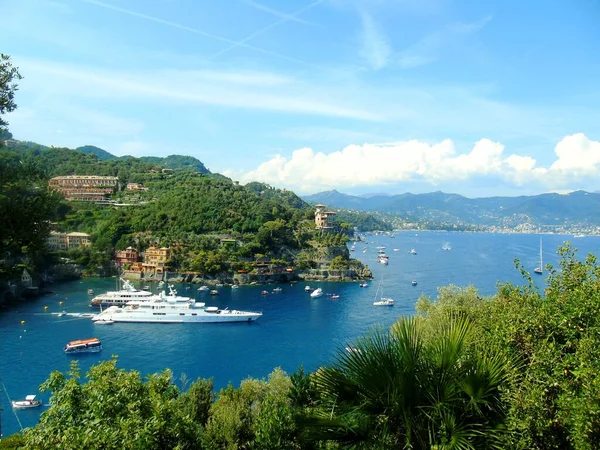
90 279 154 307
92 285 262 324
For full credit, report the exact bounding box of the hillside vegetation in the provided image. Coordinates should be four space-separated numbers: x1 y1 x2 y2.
1 141 388 279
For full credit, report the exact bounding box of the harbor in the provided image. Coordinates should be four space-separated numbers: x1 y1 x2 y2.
1 231 598 436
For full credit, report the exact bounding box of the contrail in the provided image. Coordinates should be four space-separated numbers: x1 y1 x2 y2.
210 0 327 60
81 0 309 65
241 0 312 25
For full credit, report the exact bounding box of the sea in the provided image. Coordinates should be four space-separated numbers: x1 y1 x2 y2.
1 231 599 436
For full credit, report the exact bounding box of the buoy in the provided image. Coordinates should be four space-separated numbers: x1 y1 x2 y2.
20 320 25 325
59 301 63 305
44 306 48 310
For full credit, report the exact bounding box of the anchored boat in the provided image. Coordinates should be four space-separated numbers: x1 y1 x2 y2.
12 395 42 409
64 338 103 354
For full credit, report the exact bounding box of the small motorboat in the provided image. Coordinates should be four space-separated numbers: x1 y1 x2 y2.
64 338 102 354
261 290 269 295
87 289 94 295
198 286 209 291
231 285 239 289
272 287 282 293
304 286 312 292
209 290 219 295
359 282 368 288
12 395 42 409
331 294 340 299
412 280 417 286
310 288 323 298
409 249 417 255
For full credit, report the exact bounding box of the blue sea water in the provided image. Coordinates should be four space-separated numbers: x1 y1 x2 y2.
1 231 599 436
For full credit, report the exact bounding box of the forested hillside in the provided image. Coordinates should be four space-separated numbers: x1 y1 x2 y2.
0 142 390 278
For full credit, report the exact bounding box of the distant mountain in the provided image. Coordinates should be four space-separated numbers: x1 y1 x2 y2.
303 189 600 227
75 145 117 160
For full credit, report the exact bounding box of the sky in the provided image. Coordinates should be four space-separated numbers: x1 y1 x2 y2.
2 0 600 198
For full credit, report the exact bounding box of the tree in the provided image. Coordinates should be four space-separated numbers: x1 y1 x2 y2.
22 358 204 449
0 54 22 134
301 317 510 449
203 368 298 449
0 151 62 279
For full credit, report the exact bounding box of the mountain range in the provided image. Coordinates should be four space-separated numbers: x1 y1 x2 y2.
302 189 600 228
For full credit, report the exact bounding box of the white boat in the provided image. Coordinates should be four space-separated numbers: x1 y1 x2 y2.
373 298 394 306
331 294 340 299
409 249 417 255
198 286 209 291
87 289 94 295
90 279 154 307
272 287 282 293
92 285 262 323
378 254 389 265
209 289 219 295
64 338 103 354
359 282 368 288
304 286 312 292
412 280 417 286
12 395 42 409
231 285 239 289
534 238 543 275
373 274 394 306
94 319 114 325
442 243 452 251
310 288 323 298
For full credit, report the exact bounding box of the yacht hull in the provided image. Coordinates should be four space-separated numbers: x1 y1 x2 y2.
94 310 261 323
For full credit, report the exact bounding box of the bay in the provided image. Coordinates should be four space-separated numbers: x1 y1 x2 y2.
1 231 598 436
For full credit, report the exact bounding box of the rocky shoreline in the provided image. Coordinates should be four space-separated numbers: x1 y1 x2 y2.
121 266 373 286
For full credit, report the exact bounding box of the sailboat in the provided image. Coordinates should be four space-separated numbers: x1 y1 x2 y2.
534 238 543 274
373 274 394 306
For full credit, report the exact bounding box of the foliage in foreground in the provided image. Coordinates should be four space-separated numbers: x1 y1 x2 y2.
302 317 510 449
416 244 600 449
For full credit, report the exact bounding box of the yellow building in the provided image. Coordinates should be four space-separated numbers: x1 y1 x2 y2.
143 246 171 274
315 204 336 230
47 231 91 250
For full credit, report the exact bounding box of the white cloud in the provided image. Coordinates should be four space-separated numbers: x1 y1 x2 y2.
550 133 600 177
235 134 600 193
358 11 392 70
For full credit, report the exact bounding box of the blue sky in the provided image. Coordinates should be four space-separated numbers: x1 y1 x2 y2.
2 0 600 197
